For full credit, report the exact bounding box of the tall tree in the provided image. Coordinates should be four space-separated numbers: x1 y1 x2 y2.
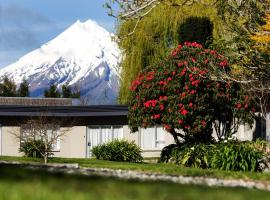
17 78 30 97
44 85 61 98
0 76 17 97
116 2 225 104
61 84 80 98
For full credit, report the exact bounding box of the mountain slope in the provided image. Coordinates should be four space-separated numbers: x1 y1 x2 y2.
0 20 121 105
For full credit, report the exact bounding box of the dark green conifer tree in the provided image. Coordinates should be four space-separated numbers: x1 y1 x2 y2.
0 76 17 97
17 78 30 97
44 84 61 98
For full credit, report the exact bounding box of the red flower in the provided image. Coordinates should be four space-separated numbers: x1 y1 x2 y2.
181 109 188 115
181 93 186 98
167 77 172 81
236 103 242 109
219 60 228 67
172 71 176 76
178 119 183 124
164 124 171 131
153 114 161 119
146 75 154 80
204 59 209 64
190 90 196 95
160 104 165 110
201 120 206 127
244 104 248 109
184 41 191 46
189 102 193 107
191 57 196 63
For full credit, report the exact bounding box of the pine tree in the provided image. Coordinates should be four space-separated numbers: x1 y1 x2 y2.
44 85 61 98
17 78 30 97
61 84 80 98
0 76 17 97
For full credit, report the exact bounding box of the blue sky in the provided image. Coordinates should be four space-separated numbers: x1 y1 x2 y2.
0 0 116 68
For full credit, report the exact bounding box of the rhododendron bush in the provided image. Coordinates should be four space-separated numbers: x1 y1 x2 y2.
128 42 253 144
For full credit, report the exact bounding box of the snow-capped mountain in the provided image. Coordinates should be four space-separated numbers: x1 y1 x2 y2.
0 19 121 104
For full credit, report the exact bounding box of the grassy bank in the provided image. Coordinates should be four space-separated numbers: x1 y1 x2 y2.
1 156 270 182
0 165 270 200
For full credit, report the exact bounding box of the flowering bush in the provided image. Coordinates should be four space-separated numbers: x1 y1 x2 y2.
129 42 253 144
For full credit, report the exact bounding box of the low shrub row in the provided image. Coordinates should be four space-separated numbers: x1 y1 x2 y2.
92 140 143 163
160 140 266 172
19 140 53 158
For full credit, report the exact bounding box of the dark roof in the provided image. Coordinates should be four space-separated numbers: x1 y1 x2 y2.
0 105 128 117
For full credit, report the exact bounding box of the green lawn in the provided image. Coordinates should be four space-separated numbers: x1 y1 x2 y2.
0 165 270 200
1 156 270 182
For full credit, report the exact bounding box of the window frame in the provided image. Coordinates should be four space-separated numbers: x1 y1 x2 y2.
139 125 166 150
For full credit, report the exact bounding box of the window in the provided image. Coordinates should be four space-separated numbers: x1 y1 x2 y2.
21 124 61 151
88 125 123 147
140 126 166 149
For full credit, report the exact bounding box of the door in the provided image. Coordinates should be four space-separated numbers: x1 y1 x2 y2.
86 126 123 158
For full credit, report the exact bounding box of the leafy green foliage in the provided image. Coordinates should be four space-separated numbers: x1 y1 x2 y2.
211 142 264 172
129 43 253 143
17 78 30 97
92 140 143 162
178 16 213 48
19 140 53 158
161 141 265 172
170 143 214 169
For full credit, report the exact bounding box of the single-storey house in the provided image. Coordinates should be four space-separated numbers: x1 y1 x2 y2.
0 97 265 158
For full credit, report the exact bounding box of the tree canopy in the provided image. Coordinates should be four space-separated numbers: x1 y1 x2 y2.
129 43 252 144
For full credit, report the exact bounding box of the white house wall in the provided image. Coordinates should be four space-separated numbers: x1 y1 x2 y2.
54 126 87 158
2 127 22 157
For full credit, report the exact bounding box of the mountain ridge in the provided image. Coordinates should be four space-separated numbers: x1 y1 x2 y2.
0 19 121 105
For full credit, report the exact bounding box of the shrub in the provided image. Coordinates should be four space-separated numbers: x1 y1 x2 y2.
19 140 53 158
92 140 143 162
211 141 264 172
170 143 214 169
129 42 253 144
159 144 177 163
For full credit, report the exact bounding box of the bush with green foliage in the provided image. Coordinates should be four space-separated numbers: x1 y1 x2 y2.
170 143 214 169
19 140 53 158
211 141 264 172
92 140 143 162
161 141 265 172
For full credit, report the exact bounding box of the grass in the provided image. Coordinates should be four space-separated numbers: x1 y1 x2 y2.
1 156 270 182
1 165 270 200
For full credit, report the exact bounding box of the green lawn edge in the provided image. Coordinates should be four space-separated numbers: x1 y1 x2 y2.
1 156 270 182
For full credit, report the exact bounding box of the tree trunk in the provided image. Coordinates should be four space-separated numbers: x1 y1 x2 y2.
170 129 181 146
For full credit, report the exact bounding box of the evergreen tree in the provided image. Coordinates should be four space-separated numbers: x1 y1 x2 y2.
44 84 61 98
61 84 80 98
0 76 17 97
178 16 213 48
17 78 30 97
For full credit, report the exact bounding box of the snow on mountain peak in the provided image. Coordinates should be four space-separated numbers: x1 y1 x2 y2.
0 19 121 105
